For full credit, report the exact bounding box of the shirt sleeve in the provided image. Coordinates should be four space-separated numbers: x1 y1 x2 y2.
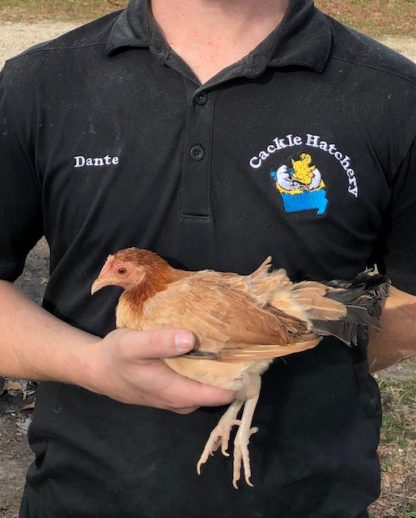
381 136 416 295
0 65 43 281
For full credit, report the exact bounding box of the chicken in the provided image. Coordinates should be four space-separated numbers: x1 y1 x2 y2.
91 248 389 488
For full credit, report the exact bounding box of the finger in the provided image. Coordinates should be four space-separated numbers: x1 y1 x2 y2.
167 376 235 408
172 407 199 415
117 328 195 360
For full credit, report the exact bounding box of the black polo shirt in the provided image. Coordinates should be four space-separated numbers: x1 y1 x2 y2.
1 1 415 516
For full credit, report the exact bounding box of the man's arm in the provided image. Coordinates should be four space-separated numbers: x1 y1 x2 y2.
368 286 416 372
0 280 234 413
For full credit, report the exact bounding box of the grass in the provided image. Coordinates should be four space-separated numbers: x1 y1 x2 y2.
316 0 416 36
379 380 416 448
0 0 415 36
370 376 416 518
0 0 126 22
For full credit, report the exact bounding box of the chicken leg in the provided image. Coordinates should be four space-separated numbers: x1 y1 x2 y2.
232 393 260 488
197 374 261 488
197 399 244 474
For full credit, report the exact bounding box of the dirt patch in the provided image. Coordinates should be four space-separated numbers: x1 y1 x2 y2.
0 0 126 23
14 240 49 305
0 22 77 67
0 416 32 518
380 36 416 63
316 0 416 37
0 19 415 518
378 358 416 383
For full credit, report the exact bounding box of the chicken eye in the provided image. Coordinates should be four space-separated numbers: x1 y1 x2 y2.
117 267 127 275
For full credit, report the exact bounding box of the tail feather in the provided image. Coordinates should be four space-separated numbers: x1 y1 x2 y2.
249 256 273 279
312 271 390 345
291 283 347 321
247 260 389 346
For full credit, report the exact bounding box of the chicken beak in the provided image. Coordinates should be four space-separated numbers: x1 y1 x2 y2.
91 277 112 295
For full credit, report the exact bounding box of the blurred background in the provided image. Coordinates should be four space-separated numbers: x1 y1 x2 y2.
0 2 415 517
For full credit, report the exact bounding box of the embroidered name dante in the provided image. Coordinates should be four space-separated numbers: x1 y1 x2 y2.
74 155 120 168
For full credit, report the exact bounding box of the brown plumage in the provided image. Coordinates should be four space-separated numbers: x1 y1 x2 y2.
91 247 389 488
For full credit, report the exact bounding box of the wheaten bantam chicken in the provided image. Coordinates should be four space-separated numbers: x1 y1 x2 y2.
91 248 389 488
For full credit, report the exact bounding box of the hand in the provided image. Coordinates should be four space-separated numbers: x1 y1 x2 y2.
87 328 235 414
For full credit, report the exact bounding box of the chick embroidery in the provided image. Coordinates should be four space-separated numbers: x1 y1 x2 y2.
291 153 325 190
270 153 328 215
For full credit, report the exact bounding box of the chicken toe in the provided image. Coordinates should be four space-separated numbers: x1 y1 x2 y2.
231 394 260 489
232 425 259 488
197 400 244 475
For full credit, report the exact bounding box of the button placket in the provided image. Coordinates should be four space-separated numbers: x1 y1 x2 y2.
181 89 215 219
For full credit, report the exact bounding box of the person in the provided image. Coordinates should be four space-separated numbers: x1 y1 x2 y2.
0 0 415 516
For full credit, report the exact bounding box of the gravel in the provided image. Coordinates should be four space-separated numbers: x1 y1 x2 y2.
0 22 415 68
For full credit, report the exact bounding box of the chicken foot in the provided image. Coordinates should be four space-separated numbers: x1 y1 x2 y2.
232 393 260 489
197 399 244 475
196 390 260 488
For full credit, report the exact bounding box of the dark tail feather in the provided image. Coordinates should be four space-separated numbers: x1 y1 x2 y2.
311 271 390 346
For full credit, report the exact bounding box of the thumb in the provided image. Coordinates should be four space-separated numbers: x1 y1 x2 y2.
119 328 195 360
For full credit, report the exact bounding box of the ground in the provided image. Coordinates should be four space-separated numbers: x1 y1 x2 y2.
0 15 415 518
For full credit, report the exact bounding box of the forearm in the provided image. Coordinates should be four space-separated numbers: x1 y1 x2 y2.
368 286 416 372
0 280 98 386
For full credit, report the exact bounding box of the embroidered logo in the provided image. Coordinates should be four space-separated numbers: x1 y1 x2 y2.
248 132 360 217
249 134 358 199
271 153 328 215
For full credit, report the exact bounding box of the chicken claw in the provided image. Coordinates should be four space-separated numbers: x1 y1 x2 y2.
232 425 259 489
231 393 260 489
197 400 244 475
197 394 260 488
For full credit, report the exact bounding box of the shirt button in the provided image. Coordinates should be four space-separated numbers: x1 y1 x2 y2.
195 92 208 105
189 145 205 161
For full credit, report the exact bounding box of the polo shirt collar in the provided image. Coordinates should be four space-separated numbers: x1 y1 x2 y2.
105 0 151 52
266 0 332 71
105 0 332 73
